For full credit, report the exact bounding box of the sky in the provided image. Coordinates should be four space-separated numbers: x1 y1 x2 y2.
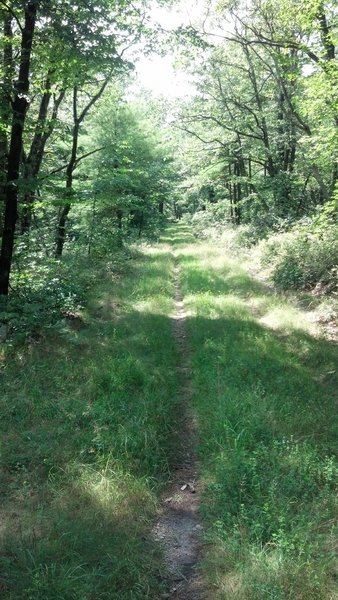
133 1 203 98
135 54 195 99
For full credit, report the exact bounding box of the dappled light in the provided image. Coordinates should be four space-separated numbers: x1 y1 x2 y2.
0 223 337 598
0 0 337 596
165 224 338 599
0 242 180 599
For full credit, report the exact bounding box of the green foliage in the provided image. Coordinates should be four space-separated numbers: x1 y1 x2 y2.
175 0 338 236
187 205 271 246
88 215 126 256
188 209 226 238
83 90 176 248
0 258 88 338
262 212 338 291
186 196 337 296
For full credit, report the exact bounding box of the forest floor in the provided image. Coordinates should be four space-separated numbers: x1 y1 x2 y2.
0 223 337 599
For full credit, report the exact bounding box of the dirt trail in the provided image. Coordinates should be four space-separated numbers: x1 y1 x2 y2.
153 255 205 599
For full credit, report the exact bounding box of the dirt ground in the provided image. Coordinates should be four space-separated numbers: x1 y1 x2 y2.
153 259 206 600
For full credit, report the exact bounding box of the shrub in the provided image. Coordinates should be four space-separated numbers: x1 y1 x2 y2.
0 259 88 338
188 206 262 249
261 210 338 292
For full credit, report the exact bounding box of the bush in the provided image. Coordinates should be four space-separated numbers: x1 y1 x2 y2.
187 206 261 248
187 209 222 238
261 214 338 292
0 258 89 338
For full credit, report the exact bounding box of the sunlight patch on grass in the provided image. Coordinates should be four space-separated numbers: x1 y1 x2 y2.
0 238 180 599
52 462 156 523
175 224 338 600
258 303 319 335
137 243 172 256
179 234 324 340
184 292 250 320
132 296 174 314
205 538 338 600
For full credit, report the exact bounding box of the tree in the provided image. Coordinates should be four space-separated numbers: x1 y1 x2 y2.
86 91 176 252
54 78 112 257
175 0 337 225
0 0 172 293
0 1 38 295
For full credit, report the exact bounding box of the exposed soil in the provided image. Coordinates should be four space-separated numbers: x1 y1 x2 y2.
153 257 206 599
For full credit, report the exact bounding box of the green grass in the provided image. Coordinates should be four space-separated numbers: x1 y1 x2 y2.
1 223 337 599
0 243 179 599
174 225 338 600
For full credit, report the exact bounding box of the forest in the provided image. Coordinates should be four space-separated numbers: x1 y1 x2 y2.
0 1 337 599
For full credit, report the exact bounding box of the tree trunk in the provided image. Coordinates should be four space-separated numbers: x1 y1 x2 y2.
233 162 241 225
54 87 79 257
0 2 38 295
138 213 144 238
0 12 13 215
242 44 277 179
55 203 71 257
228 164 234 223
317 5 338 195
21 81 65 234
54 77 110 257
116 208 123 229
54 151 76 257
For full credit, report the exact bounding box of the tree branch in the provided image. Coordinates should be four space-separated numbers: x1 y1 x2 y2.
40 147 105 180
184 113 264 141
0 1 23 32
174 124 227 148
78 75 112 123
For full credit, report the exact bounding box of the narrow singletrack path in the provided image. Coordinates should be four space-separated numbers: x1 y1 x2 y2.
153 252 205 600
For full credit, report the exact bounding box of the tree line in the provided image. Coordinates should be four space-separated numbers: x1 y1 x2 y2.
177 0 337 229
0 0 175 297
0 0 336 304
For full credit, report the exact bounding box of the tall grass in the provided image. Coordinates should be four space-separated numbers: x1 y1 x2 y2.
0 244 179 599
175 227 338 600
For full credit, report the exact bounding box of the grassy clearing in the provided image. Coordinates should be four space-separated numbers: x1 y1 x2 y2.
0 243 179 599
174 224 338 599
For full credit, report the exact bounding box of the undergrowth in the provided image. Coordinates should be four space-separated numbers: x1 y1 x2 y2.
261 219 338 293
184 203 338 296
0 246 133 341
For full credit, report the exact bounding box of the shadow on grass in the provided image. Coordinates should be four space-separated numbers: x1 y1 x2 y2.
1 299 337 598
159 224 197 246
0 224 337 600
183 311 338 599
0 301 183 600
0 469 163 600
184 314 337 445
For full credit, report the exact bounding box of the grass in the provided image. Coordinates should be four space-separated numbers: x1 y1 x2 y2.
174 225 338 599
0 242 180 599
1 223 337 599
